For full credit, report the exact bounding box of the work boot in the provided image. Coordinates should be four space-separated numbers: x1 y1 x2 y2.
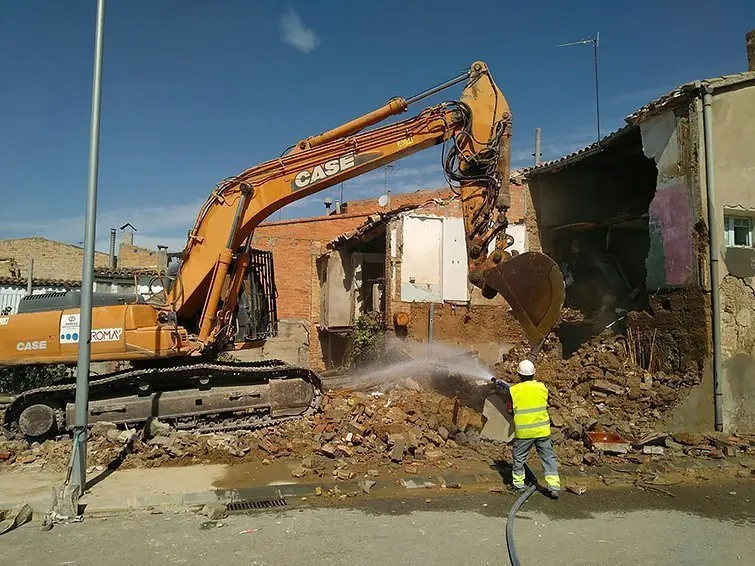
509 484 526 495
547 489 560 500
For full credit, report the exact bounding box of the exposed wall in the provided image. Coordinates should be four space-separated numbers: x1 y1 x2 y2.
0 238 109 280
639 110 701 289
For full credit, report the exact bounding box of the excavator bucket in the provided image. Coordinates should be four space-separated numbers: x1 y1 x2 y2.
484 252 565 348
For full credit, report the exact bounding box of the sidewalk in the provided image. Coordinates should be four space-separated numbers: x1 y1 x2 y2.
1 454 750 516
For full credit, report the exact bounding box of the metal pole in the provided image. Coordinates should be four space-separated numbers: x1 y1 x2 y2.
594 32 601 142
534 128 541 166
427 303 435 358
26 258 34 296
558 34 601 142
69 0 106 494
702 88 723 432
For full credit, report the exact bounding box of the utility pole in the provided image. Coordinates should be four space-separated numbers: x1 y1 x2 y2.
63 0 106 512
384 164 397 208
533 128 542 166
26 258 34 296
559 33 601 142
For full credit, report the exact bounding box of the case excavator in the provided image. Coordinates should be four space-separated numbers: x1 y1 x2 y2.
0 61 565 440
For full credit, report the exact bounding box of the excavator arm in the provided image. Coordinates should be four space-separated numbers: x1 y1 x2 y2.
172 61 564 350
1 60 564 440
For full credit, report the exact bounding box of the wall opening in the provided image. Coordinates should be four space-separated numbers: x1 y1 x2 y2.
528 127 659 355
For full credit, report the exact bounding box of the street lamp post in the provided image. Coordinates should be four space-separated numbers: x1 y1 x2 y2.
58 0 106 516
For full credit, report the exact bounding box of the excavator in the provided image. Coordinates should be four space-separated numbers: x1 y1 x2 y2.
0 61 565 440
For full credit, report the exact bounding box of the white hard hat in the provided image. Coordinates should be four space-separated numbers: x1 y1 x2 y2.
517 359 535 377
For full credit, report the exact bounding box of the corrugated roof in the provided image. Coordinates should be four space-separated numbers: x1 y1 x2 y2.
327 204 420 251
523 125 635 177
0 275 80 287
524 71 755 178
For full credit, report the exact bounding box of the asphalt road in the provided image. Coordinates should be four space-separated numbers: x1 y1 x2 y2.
1 482 752 566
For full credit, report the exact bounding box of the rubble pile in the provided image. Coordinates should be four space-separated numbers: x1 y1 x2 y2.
488 331 712 465
0 389 509 475
1 331 753 476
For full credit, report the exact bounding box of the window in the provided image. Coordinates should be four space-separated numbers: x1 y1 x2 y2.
724 215 752 247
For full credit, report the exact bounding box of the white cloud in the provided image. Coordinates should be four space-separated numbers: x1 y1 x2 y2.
279 7 320 54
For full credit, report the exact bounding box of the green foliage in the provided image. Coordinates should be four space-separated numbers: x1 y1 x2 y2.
345 313 385 368
0 364 69 395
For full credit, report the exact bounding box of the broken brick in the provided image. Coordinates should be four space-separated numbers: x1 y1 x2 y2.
256 437 279 454
319 443 338 458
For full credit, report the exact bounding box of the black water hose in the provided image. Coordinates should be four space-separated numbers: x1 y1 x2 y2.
506 484 537 566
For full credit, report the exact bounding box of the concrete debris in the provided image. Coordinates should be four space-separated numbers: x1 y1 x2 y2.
549 408 565 428
291 465 309 478
359 479 377 494
390 439 406 463
0 504 33 535
565 485 587 495
591 380 624 396
147 418 173 438
585 432 630 454
200 503 228 521
642 445 665 455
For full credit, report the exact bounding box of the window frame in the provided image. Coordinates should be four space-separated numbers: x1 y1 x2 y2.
724 214 753 248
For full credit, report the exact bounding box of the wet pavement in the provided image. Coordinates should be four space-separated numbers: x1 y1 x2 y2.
0 480 752 565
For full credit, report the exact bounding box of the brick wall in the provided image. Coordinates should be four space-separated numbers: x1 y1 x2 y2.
250 183 528 371
0 237 109 280
118 243 158 268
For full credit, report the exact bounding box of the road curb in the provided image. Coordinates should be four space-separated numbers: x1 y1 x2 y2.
0 470 505 518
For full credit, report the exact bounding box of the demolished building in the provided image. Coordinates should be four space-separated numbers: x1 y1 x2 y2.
526 65 755 433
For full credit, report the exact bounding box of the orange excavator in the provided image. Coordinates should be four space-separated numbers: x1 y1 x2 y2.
0 61 564 439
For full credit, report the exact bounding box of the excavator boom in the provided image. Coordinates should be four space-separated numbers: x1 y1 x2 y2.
0 61 564 440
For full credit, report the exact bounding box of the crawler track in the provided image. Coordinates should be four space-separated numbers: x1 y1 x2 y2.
3 360 322 439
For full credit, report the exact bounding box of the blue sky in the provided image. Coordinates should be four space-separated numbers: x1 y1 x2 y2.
1 0 753 252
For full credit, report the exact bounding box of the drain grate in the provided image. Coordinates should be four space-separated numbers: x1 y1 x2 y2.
226 497 288 512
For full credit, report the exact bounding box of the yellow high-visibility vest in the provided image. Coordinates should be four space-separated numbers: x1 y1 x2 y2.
509 380 551 439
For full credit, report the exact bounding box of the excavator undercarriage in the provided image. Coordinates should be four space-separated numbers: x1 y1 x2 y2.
4 360 321 439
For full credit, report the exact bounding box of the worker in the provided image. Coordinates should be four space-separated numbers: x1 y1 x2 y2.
509 359 560 499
